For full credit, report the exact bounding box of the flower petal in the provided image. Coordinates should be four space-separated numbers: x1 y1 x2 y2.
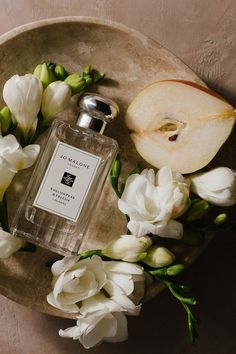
128 220 156 237
80 293 122 314
51 256 79 276
0 134 20 155
0 229 23 259
104 261 144 275
155 219 183 239
46 292 79 313
21 144 40 169
105 312 128 343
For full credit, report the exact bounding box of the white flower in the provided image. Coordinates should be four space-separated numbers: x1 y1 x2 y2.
0 228 24 259
118 166 190 239
48 256 145 347
0 134 40 200
102 234 152 262
41 81 71 123
3 74 43 137
143 246 175 268
47 255 107 313
189 167 236 207
59 308 128 348
47 255 145 315
103 260 145 314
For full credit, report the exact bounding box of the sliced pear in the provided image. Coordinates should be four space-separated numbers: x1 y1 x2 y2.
126 80 235 174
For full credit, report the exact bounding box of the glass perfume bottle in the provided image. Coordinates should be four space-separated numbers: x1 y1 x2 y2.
11 94 119 256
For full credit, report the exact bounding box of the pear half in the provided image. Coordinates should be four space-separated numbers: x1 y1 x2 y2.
126 80 236 174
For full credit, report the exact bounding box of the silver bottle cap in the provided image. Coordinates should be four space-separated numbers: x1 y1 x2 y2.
77 93 119 134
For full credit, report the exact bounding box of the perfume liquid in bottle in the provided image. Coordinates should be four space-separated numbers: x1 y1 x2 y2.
11 94 119 256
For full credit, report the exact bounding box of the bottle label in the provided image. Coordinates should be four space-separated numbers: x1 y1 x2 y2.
33 142 101 222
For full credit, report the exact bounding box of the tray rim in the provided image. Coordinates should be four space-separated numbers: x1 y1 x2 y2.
0 15 202 85
0 15 206 319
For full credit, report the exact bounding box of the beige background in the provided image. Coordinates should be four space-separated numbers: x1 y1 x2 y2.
0 1 236 353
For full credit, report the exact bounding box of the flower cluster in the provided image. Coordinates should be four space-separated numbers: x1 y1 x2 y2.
1 64 236 350
47 255 144 348
116 164 236 242
2 63 103 144
44 161 236 349
118 166 190 239
0 62 105 259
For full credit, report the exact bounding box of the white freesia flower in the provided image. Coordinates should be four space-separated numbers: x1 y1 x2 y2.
48 256 145 347
143 246 175 268
102 234 152 262
3 74 43 137
47 255 107 313
189 167 236 207
41 81 71 123
0 134 40 200
0 228 24 259
47 255 145 315
103 260 144 314
118 166 190 239
59 308 128 348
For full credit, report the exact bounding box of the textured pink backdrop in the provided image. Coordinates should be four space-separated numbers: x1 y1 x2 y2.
0 1 236 353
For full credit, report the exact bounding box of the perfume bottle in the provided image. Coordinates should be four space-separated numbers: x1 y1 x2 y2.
11 94 119 256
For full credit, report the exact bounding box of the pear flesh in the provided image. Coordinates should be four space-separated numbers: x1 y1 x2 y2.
126 80 235 174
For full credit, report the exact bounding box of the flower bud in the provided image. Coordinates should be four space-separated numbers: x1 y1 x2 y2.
143 246 175 268
65 73 87 95
213 213 227 226
3 74 43 138
54 64 68 80
189 167 236 207
166 264 185 276
41 81 71 123
111 159 121 179
187 200 210 222
83 64 91 75
150 263 184 276
102 234 152 262
0 106 11 134
33 63 55 88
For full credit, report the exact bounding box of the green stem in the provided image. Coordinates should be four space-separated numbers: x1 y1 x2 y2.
110 178 122 198
79 249 102 259
147 268 198 343
161 278 198 342
182 302 199 343
163 279 196 305
30 121 50 144
20 131 32 147
148 264 185 277
0 194 9 232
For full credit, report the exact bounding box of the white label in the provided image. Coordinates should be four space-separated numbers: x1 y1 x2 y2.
33 142 101 222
